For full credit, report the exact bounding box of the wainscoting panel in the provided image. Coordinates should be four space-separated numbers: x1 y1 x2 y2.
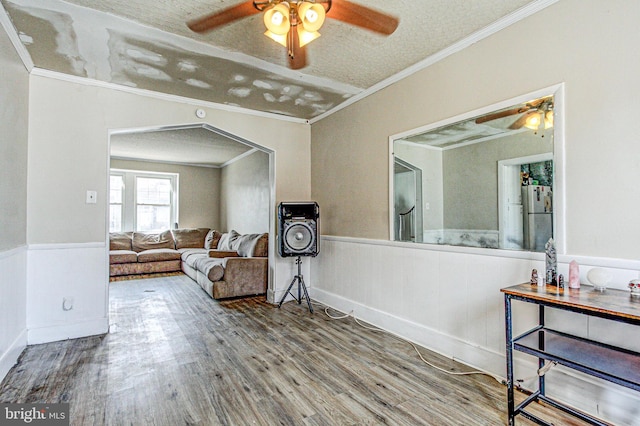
311 236 640 425
27 243 109 344
311 237 539 368
0 246 27 382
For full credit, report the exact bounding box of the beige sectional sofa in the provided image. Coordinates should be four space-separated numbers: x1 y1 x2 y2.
109 228 268 299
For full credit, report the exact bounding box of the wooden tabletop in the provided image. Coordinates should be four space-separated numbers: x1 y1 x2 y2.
502 282 640 323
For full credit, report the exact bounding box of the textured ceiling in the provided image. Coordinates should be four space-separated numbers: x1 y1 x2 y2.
0 0 549 166
111 127 254 167
1 0 541 121
401 95 553 148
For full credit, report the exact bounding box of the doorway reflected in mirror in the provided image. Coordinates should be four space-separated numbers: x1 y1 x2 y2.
391 88 563 253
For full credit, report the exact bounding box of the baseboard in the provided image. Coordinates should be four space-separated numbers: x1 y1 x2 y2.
266 288 278 304
0 329 27 383
271 287 298 307
310 287 506 377
310 286 640 425
27 318 109 345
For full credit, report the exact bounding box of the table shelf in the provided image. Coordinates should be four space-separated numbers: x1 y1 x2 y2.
502 283 640 426
514 328 640 391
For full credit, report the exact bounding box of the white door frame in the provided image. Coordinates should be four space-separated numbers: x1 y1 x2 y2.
498 153 553 250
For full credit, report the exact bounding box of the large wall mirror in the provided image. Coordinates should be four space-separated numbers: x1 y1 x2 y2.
390 86 564 253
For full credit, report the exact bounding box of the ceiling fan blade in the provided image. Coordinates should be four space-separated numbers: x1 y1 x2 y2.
187 1 259 33
327 0 399 35
287 30 307 69
509 112 532 130
475 97 551 125
475 107 529 124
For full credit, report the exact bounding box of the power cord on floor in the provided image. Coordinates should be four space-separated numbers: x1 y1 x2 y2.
515 361 558 389
311 301 507 385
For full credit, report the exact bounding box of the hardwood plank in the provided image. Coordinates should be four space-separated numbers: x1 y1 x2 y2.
0 275 592 425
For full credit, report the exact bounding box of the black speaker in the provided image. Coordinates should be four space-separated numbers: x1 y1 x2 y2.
278 202 319 257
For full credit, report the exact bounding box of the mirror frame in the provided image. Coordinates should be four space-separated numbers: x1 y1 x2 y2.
388 84 565 254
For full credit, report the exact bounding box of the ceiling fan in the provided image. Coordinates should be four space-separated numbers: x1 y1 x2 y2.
187 0 399 69
475 97 554 131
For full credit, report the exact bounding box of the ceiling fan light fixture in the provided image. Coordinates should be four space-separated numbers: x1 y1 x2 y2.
297 27 321 47
524 112 543 130
544 110 554 129
264 3 291 35
187 0 397 69
264 30 288 47
297 2 326 32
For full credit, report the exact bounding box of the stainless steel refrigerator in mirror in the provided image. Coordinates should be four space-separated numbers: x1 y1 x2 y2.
522 185 552 252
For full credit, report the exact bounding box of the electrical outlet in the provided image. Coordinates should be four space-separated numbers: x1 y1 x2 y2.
86 190 97 204
62 297 74 311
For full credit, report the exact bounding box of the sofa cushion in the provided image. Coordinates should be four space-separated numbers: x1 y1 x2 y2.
132 230 175 252
110 232 133 251
182 250 208 268
253 233 268 257
237 232 269 257
172 228 210 249
217 230 241 251
236 233 269 257
111 260 181 277
137 248 181 263
209 250 239 258
204 230 223 250
109 250 137 264
194 257 225 282
178 249 209 262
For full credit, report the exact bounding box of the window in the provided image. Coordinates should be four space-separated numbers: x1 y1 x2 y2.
136 176 173 232
109 174 124 232
109 170 178 232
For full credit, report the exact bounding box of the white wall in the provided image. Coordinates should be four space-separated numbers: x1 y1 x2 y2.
220 150 270 234
0 14 29 380
26 74 311 343
311 1 640 424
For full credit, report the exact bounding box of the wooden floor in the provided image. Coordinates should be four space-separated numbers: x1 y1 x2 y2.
0 274 587 425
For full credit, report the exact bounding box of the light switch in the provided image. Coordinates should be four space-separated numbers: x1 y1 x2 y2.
86 190 97 204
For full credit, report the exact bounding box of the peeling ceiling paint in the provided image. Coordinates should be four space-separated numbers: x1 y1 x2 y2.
0 0 550 165
1 0 543 120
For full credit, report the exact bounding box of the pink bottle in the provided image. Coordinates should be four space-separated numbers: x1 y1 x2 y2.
568 260 580 289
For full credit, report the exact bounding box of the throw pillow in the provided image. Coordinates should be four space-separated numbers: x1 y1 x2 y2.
172 228 210 249
109 232 133 251
217 230 240 251
132 230 175 252
204 230 223 249
236 233 268 257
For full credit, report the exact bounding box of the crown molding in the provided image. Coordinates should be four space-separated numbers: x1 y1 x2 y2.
29 67 310 125
5 0 559 125
111 146 259 169
309 0 560 124
0 3 34 71
220 148 260 168
110 156 221 169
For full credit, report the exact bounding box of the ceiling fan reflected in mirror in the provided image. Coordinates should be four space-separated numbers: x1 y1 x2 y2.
187 0 399 69
475 97 554 131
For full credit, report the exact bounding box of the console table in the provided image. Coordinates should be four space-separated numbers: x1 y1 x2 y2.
502 283 640 425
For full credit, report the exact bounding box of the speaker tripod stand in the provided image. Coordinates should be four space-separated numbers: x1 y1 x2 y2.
278 256 313 313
